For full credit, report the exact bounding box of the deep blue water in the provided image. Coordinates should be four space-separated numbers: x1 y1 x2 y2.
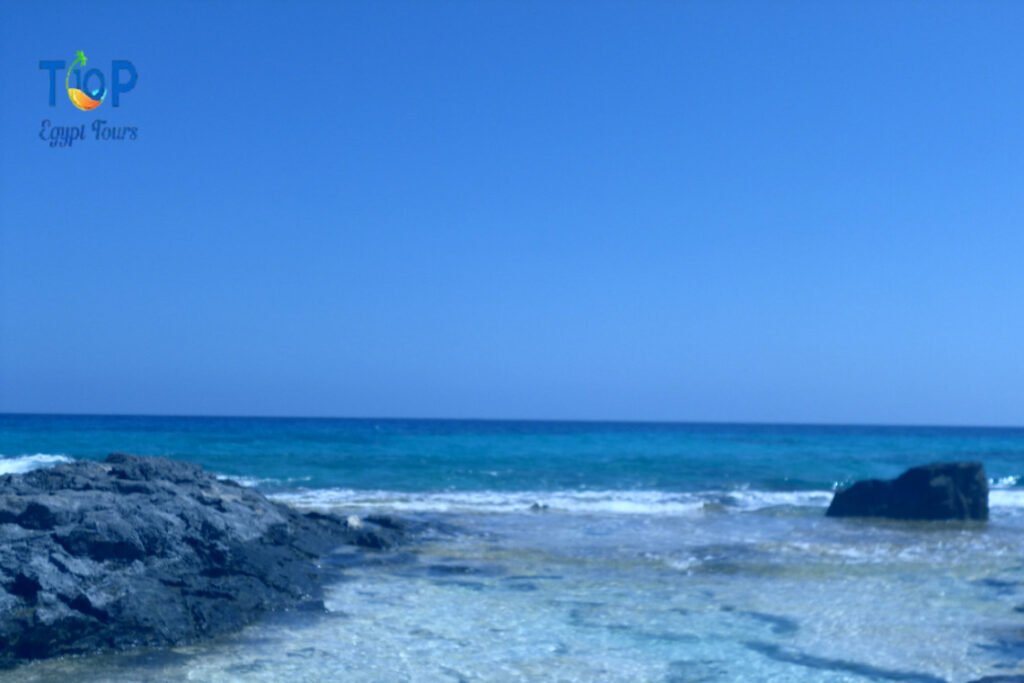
2 413 1023 494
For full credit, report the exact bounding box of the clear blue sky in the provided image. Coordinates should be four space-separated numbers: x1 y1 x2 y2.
1 1 1023 424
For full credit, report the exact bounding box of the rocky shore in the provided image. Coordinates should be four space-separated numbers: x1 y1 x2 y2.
0 454 407 668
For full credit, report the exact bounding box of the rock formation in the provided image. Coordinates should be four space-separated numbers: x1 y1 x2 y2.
826 462 988 521
0 453 404 667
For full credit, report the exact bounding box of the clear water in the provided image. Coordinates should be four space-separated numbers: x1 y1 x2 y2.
2 414 1024 682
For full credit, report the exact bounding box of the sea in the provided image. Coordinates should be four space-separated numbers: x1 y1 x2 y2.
2 414 1024 682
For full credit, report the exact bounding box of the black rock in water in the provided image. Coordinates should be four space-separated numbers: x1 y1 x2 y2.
826 461 988 521
0 453 405 667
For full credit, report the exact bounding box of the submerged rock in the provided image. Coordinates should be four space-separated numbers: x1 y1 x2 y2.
0 453 406 667
826 461 988 521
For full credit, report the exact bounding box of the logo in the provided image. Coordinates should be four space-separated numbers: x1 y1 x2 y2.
39 52 137 109
66 51 104 110
37 51 139 148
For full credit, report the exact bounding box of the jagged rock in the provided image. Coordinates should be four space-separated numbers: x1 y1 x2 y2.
826 462 988 521
0 453 406 667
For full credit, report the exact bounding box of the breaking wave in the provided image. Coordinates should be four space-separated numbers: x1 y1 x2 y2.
0 453 73 475
270 488 835 516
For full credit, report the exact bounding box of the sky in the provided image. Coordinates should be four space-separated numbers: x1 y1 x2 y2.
1 1 1023 425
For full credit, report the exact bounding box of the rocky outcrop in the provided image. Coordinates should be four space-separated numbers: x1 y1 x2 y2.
0 453 405 667
826 462 988 521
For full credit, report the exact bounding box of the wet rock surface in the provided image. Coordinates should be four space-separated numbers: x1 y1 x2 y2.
0 453 405 667
826 462 989 521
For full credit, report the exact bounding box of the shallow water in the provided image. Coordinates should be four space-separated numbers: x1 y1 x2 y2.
2 416 1024 681
5 503 1024 682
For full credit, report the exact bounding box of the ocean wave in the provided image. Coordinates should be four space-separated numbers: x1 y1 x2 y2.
273 484 1024 516
717 490 834 511
270 488 835 516
216 474 313 488
0 453 73 475
988 489 1024 508
216 474 277 488
4 454 1019 514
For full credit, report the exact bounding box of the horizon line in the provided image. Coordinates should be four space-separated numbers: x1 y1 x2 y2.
1 411 1022 431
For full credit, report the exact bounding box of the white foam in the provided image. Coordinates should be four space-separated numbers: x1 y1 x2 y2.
274 484 1024 515
721 490 834 511
216 474 273 487
273 489 701 515
271 487 834 516
215 474 312 488
0 453 72 475
990 475 1020 489
989 489 1024 508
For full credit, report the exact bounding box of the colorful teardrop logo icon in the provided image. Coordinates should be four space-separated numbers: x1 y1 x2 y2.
65 51 105 111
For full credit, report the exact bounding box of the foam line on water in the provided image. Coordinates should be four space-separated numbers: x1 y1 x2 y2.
271 488 835 515
215 474 312 488
8 454 1021 512
989 489 1024 508
0 453 73 475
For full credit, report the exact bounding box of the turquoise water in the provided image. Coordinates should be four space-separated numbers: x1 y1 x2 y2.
4 414 1024 493
3 414 1024 682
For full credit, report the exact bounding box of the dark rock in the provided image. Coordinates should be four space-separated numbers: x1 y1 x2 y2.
826 462 988 521
0 454 408 667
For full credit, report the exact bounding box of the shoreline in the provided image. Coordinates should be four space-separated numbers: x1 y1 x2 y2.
2 421 1024 681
